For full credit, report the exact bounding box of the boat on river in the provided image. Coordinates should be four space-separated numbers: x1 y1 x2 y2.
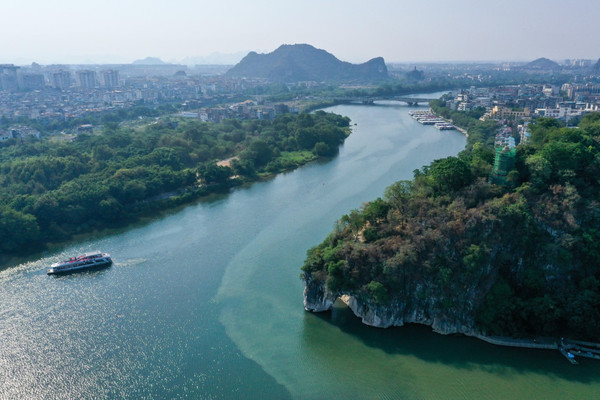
47 252 112 275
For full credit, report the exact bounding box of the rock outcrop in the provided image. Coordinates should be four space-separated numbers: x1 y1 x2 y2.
303 276 337 312
303 275 483 336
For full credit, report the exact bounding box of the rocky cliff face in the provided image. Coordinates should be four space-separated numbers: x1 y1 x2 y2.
303 274 483 336
303 275 337 312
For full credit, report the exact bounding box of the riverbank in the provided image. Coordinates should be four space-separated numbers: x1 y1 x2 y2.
0 111 352 265
427 108 469 137
453 331 600 365
474 334 557 350
0 152 330 270
337 293 597 363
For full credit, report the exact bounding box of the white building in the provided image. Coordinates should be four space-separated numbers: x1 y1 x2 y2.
53 70 72 89
77 70 97 89
101 70 120 88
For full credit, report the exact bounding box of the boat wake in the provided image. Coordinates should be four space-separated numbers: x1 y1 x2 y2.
114 258 147 267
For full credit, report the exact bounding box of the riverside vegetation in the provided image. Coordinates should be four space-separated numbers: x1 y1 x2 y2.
302 105 600 340
0 111 349 257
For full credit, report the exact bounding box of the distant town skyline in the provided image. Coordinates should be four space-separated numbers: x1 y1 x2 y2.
2 0 599 65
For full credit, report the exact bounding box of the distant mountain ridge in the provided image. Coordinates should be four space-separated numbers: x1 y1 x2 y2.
226 44 388 82
132 57 167 65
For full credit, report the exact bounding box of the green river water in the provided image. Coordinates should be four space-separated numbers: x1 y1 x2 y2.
1 100 599 399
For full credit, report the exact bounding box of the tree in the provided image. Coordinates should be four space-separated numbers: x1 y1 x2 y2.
32 195 59 228
198 162 233 185
366 281 390 304
231 158 256 178
148 147 182 169
121 180 146 202
92 144 114 162
296 113 314 128
385 181 412 211
313 142 332 156
525 154 552 191
362 198 389 224
427 157 472 194
246 140 274 167
0 207 40 253
98 197 124 222
462 244 490 273
341 209 365 241
295 128 318 150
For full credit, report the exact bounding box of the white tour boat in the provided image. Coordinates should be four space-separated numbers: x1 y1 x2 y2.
47 252 112 275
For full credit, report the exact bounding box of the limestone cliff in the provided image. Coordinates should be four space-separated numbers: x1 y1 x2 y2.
303 274 484 336
303 275 337 313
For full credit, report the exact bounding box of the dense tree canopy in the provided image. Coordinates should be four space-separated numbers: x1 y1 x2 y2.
0 111 350 256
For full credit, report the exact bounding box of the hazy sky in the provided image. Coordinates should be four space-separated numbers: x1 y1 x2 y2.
2 0 599 65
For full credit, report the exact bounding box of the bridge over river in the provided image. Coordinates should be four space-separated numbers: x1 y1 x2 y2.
335 96 436 106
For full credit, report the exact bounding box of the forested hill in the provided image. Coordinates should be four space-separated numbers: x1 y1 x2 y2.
302 112 600 340
226 44 388 82
522 57 561 71
0 111 350 260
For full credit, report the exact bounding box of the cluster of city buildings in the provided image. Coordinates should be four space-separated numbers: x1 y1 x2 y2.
3 59 600 142
178 100 298 123
1 64 121 91
0 63 267 124
445 83 600 124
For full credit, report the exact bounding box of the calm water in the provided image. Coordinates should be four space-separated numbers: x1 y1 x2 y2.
2 101 599 399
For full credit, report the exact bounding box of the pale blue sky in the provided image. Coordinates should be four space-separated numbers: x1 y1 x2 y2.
2 0 599 64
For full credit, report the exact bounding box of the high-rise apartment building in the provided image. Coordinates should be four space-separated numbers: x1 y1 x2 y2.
0 64 20 91
101 70 120 88
53 70 72 90
22 74 45 90
77 70 97 89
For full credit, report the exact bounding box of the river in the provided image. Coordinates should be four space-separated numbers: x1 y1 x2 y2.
1 100 599 399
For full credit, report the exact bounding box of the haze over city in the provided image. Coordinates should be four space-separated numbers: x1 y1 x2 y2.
2 0 599 65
